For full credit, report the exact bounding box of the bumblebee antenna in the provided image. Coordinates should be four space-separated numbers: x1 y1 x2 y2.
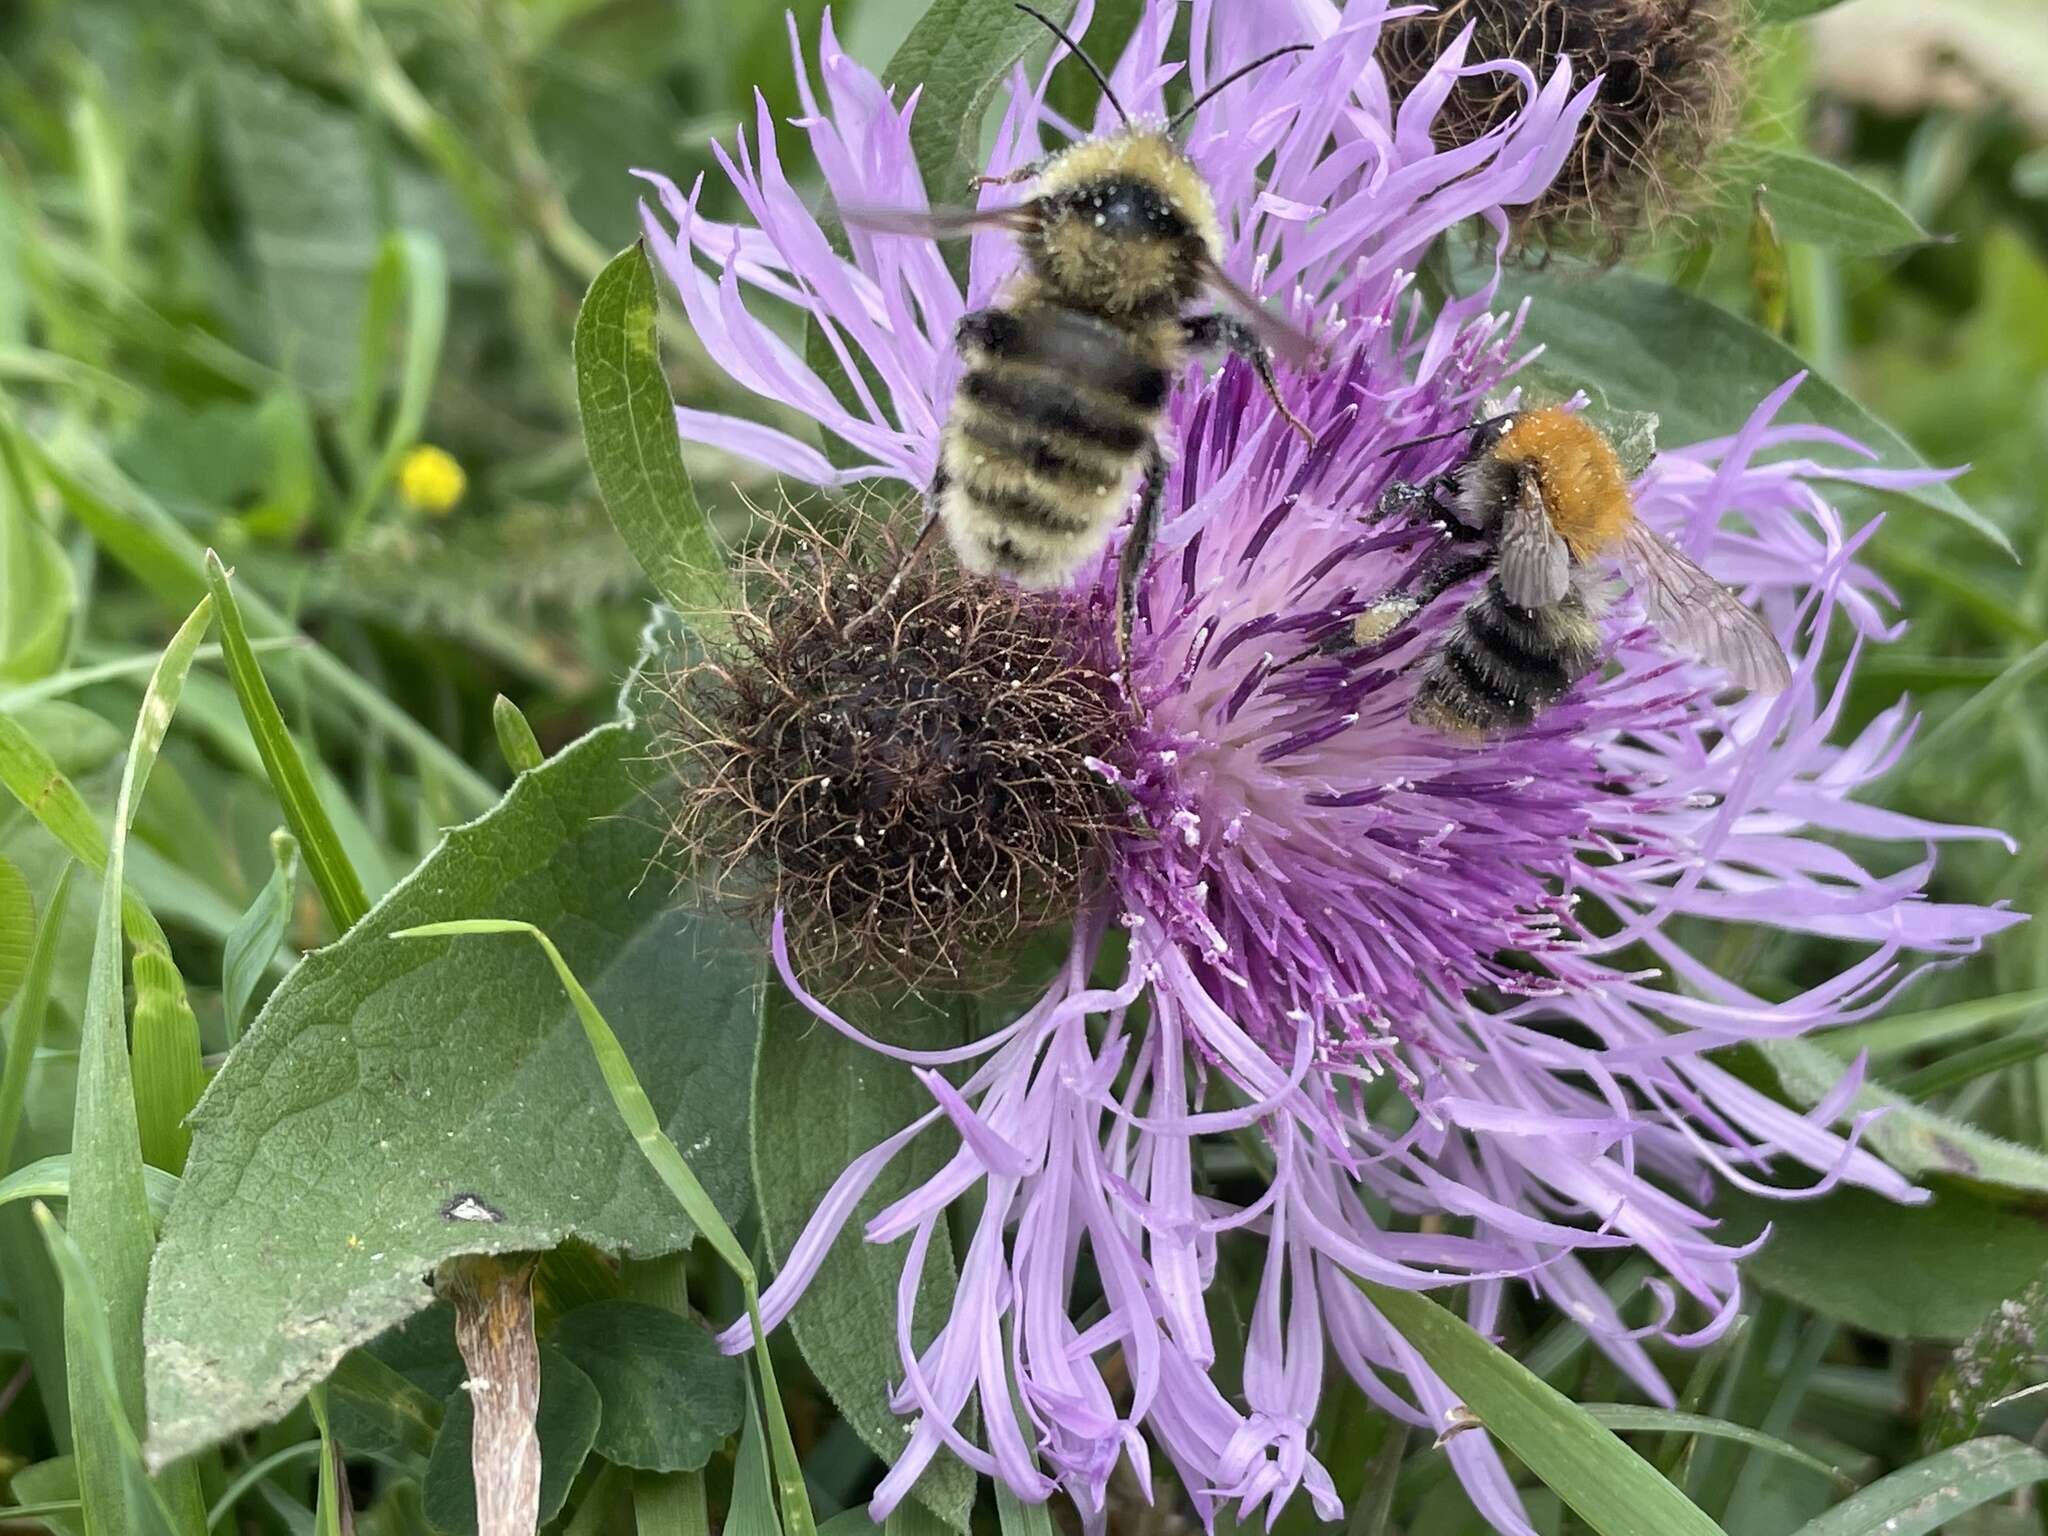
1169 44 1314 131
1014 4 1130 127
1377 412 1517 458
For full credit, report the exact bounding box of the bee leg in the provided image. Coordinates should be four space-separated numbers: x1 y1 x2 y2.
1352 553 1492 648
841 477 947 642
968 157 1045 190
1367 479 1435 526
1116 443 1170 707
1181 313 1314 445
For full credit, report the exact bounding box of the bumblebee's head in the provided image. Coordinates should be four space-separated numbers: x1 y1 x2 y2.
1004 7 1307 316
1030 128 1221 316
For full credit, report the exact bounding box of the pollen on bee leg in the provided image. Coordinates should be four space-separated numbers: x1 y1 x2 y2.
1352 593 1421 646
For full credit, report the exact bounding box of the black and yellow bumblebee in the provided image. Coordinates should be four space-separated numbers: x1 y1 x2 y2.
841 5 1319 677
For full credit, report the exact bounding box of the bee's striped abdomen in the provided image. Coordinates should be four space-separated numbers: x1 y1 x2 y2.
1411 576 1603 736
939 303 1170 587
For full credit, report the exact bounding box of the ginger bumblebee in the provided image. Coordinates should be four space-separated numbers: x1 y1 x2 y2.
1360 404 1793 737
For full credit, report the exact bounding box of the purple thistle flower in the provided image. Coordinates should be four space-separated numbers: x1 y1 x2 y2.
637 4 2020 1531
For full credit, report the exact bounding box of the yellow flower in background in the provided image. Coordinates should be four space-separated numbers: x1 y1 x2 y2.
397 444 466 515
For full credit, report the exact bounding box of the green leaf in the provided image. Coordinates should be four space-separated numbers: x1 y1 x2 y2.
420 1348 601 1535
1482 268 2009 555
1825 988 2048 1061
203 552 370 934
342 231 451 533
0 851 31 1019
202 1443 323 1534
221 831 299 1046
1579 1406 1852 1490
0 1155 181 1226
210 64 486 402
1352 1279 1727 1536
1789 1438 2048 1536
0 462 73 683
1758 1037 2048 1193
143 724 760 1468
33 1205 187 1536
9 1457 84 1536
726 1375 782 1536
751 987 973 1532
549 1299 744 1472
491 695 544 776
1715 141 1929 255
885 0 1073 203
1754 0 1849 21
0 861 69 1168
1726 1184 2048 1340
325 1348 445 1467
66 597 213 1536
573 244 731 624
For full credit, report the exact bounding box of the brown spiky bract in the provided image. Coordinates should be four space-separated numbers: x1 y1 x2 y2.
656 511 1128 990
1378 0 1739 256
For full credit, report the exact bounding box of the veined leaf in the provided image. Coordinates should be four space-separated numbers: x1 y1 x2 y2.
885 0 1074 203
0 862 71 1169
573 245 731 626
752 986 973 1531
1715 141 1928 255
144 725 758 1470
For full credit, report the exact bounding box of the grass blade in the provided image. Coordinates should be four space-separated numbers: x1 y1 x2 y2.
33 1204 185 1536
65 597 213 1535
1353 1278 1726 1536
342 230 449 535
0 1155 181 1225
1 861 71 1168
1789 1437 2048 1535
203 553 368 932
1581 1406 1852 1490
222 831 300 1046
1823 988 2048 1061
203 1443 322 1533
1 858 77 1447
390 918 814 1536
14 426 496 812
0 853 32 1014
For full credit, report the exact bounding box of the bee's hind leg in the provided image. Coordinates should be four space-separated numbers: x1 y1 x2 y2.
841 472 946 642
1115 443 1170 708
1182 313 1313 445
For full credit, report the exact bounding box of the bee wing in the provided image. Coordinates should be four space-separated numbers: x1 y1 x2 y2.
1200 259 1319 370
1619 521 1793 694
836 201 1041 240
1497 475 1570 609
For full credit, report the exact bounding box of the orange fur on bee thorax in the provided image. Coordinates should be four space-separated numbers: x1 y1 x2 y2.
1494 407 1637 559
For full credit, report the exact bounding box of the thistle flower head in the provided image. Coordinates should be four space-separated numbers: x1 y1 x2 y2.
637 5 2017 1531
658 509 1126 988
1378 0 1741 253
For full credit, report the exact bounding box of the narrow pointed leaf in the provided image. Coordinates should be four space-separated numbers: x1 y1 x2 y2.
1789 1437 2048 1535
1354 1279 1726 1536
66 596 213 1536
203 552 368 932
